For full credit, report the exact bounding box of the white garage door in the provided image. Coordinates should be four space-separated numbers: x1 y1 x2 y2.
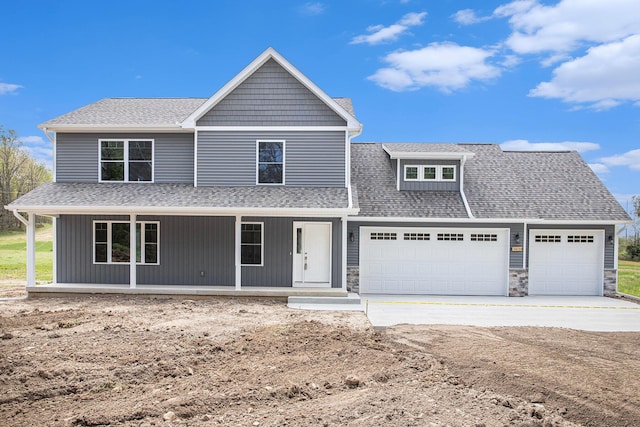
528 230 603 295
360 227 509 295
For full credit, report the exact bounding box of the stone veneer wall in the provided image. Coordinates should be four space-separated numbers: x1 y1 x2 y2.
347 267 359 293
603 269 617 296
509 269 528 296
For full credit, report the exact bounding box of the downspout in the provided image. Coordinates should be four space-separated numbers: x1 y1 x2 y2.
13 209 29 226
346 127 362 210
41 127 56 182
460 155 474 218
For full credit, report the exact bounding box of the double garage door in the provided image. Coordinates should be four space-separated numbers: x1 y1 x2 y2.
360 227 509 295
528 229 604 295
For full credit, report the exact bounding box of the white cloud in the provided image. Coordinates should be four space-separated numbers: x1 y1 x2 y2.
350 12 427 45
0 83 23 95
368 43 500 92
20 135 53 167
500 139 600 153
300 2 326 16
497 0 640 55
452 9 490 25
600 149 640 171
588 163 610 174
529 35 640 108
500 54 521 68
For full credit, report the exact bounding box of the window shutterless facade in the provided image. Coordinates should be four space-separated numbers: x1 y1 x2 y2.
99 139 154 182
93 221 159 264
257 140 284 184
241 222 263 266
404 165 457 182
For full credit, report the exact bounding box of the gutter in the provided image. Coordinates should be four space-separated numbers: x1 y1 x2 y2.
12 209 29 226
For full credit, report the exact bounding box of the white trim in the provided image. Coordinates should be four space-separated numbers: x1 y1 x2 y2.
38 125 193 133
92 220 160 265
98 139 155 183
194 129 198 187
256 140 285 185
404 164 457 182
181 48 362 131
9 206 360 217
522 222 528 269
459 156 473 218
347 216 630 225
240 221 264 267
396 159 400 191
344 131 349 188
195 126 350 132
235 215 242 290
382 145 475 160
341 216 348 292
52 217 58 284
26 213 36 287
130 214 136 289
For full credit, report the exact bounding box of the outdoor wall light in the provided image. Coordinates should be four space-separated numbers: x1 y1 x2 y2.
349 232 355 243
514 232 521 244
608 235 614 245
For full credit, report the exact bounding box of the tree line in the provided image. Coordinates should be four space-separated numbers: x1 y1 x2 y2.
0 126 52 231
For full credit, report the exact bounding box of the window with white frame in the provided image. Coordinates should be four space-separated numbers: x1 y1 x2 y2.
93 221 159 264
404 165 456 182
257 140 284 184
241 223 263 266
100 139 153 182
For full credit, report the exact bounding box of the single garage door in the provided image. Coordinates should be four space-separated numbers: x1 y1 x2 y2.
360 227 509 295
528 229 604 295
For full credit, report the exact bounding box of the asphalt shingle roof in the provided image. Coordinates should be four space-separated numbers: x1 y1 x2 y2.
40 97 355 128
352 142 630 221
8 183 351 212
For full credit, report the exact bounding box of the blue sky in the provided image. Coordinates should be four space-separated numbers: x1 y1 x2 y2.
1 0 639 212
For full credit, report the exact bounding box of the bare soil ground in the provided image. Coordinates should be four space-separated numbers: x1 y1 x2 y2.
1 293 639 427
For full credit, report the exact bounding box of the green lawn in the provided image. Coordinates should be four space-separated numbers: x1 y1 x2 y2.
618 260 640 297
0 225 53 283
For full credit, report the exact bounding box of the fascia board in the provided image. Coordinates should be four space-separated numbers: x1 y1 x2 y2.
37 124 193 133
347 216 631 225
181 47 362 131
382 147 476 160
7 205 360 217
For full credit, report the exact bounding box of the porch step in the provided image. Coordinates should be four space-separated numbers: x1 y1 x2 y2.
288 293 362 306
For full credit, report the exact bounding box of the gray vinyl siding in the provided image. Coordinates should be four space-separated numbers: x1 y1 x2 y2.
398 159 460 191
196 58 346 127
56 215 235 285
242 217 342 288
56 133 194 184
197 130 345 187
347 221 522 268
527 224 615 269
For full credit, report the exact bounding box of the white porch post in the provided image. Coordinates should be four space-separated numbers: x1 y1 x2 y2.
130 214 136 288
26 213 36 288
235 215 242 290
341 216 348 292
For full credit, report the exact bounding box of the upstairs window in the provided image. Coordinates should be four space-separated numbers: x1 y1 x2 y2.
100 139 153 182
404 165 457 182
257 140 284 184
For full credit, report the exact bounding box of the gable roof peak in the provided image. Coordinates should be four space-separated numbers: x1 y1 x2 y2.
181 47 362 132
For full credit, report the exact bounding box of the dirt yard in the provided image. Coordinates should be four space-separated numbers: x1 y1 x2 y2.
1 293 639 427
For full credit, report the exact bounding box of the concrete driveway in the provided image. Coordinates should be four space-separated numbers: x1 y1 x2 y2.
361 295 640 332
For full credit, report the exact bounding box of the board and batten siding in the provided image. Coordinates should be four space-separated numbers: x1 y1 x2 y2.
196 58 346 127
55 133 194 184
242 217 343 288
56 215 235 286
197 130 346 187
347 221 524 269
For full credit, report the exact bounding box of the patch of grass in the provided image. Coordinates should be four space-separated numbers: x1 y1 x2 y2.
618 260 640 297
0 225 53 282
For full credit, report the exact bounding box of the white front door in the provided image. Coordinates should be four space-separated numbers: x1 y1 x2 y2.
293 222 331 287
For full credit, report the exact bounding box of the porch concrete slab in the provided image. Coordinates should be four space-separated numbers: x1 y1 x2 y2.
361 295 640 332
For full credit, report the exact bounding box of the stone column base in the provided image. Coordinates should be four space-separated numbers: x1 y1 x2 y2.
509 269 528 296
347 266 359 293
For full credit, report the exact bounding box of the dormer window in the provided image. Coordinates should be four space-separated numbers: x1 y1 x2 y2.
404 165 456 182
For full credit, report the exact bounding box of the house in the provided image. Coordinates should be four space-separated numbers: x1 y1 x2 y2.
6 48 631 297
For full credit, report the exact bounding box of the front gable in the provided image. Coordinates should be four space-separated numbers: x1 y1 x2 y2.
183 47 361 131
197 58 346 127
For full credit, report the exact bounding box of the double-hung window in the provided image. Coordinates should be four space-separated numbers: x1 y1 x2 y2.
257 140 284 184
404 165 456 182
241 223 263 266
100 139 154 182
94 221 160 264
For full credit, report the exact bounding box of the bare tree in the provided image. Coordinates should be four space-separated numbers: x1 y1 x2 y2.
0 126 52 230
